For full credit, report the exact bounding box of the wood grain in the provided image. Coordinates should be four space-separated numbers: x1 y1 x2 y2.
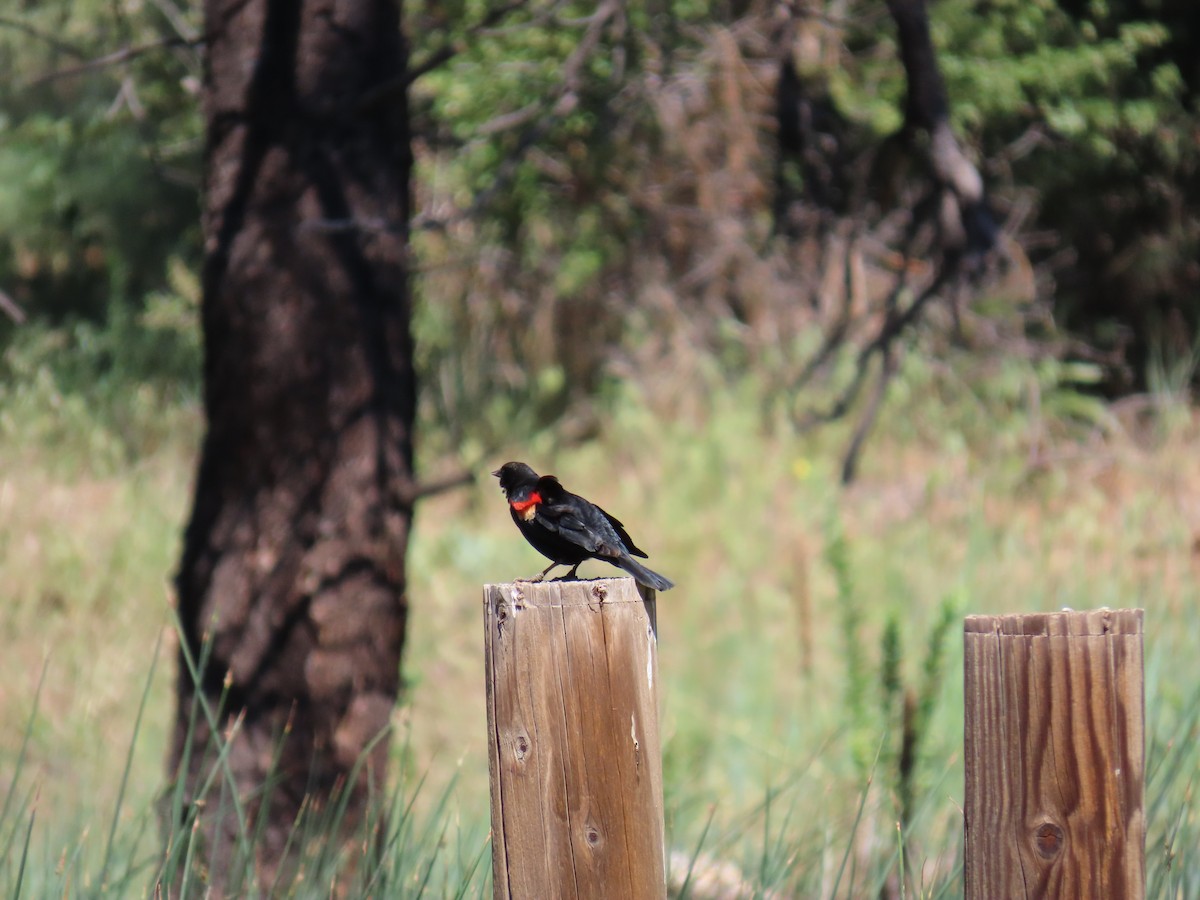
484 578 665 899
964 608 1145 899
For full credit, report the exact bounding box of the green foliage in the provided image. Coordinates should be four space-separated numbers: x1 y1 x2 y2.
408 0 1200 439
408 0 721 443
938 0 1198 370
0 0 202 325
825 510 962 836
3 0 1197 447
824 514 874 774
0 255 200 472
411 0 655 255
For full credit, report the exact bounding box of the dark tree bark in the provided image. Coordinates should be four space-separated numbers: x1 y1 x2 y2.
774 56 852 239
169 0 413 887
885 0 997 263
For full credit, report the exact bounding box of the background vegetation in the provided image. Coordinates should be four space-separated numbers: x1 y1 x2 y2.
2 0 1199 896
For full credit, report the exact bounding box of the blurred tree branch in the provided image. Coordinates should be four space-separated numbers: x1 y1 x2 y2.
0 289 28 324
357 0 528 114
25 35 201 88
0 15 86 58
409 0 622 233
783 0 1004 482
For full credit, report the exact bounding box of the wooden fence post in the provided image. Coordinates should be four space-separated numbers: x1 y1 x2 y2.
483 577 666 899
964 608 1145 899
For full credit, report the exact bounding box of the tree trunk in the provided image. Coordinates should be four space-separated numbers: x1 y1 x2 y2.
169 0 413 888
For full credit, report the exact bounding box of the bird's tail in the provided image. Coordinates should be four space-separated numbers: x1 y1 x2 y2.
616 554 675 592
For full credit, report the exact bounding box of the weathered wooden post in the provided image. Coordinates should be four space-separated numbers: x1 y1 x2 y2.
964 608 1145 899
483 577 666 899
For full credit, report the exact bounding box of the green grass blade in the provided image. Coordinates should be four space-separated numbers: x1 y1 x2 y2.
830 736 885 900
98 627 163 891
451 831 491 900
167 608 220 839
178 817 201 899
172 617 254 867
1 659 48 832
11 798 36 900
675 803 717 899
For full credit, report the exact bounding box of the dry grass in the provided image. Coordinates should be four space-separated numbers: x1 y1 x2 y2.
0 443 191 831
2 363 1198 893
413 368 1200 888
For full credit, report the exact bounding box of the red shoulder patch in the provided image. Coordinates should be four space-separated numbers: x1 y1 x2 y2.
510 491 542 514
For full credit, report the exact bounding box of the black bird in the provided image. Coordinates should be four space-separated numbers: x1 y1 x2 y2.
492 461 675 591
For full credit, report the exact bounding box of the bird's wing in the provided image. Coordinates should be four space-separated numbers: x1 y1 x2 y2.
534 502 604 553
595 505 648 558
535 496 627 557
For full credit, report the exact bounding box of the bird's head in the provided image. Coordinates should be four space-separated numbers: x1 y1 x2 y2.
492 461 540 496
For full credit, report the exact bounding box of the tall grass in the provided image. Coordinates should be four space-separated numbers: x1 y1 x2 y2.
3 343 1200 895
0 626 492 898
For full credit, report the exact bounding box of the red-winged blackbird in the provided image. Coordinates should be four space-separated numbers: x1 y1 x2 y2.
492 461 675 592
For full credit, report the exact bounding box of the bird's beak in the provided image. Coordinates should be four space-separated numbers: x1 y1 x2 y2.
491 468 501 478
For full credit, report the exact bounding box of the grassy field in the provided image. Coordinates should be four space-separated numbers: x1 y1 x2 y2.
2 348 1199 896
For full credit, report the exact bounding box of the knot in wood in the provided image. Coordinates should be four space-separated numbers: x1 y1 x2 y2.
513 732 530 761
1034 821 1064 860
591 583 608 603
583 822 603 849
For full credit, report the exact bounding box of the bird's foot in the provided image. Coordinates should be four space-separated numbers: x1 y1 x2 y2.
553 564 584 583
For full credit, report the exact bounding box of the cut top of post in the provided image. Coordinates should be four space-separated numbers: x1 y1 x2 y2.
483 577 660 634
484 577 657 607
964 607 1143 637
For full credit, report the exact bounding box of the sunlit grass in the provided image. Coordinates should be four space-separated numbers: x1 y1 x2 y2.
2 346 1199 894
